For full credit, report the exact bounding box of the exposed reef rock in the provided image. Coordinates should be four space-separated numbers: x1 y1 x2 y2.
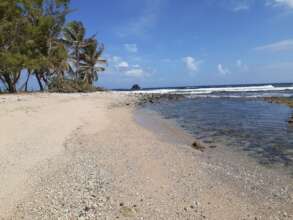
264 97 293 125
191 141 206 152
264 97 293 108
135 93 184 106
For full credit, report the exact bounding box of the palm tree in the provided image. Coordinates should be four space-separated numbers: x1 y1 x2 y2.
80 38 106 85
47 40 69 78
62 21 87 79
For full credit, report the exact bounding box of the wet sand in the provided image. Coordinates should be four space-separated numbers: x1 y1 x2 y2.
0 92 292 219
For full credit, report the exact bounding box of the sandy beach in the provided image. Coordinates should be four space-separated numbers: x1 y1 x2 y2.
0 92 292 219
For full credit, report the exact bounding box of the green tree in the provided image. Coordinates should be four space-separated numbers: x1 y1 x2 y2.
0 0 28 92
0 0 107 93
80 38 106 85
62 21 88 80
22 0 70 91
0 0 70 92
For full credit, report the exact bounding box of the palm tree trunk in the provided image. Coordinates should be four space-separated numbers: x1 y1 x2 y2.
25 72 31 92
88 68 94 85
75 46 80 80
0 76 8 91
3 73 16 93
36 73 44 91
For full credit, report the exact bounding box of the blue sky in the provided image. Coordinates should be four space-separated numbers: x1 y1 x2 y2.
69 0 293 89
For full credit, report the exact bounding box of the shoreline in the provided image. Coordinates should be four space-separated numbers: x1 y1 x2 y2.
0 92 292 219
136 102 293 215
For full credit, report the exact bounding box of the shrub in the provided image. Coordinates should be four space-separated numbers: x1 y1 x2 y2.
48 77 99 93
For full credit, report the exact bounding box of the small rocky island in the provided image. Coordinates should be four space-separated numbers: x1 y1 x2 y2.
131 84 141 91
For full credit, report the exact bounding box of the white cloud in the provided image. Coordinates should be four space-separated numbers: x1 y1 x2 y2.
117 0 163 37
110 55 147 78
125 68 145 77
232 1 251 11
269 0 293 8
210 0 254 12
182 56 203 72
111 56 122 63
218 64 230 75
236 59 242 67
213 0 293 11
117 61 129 71
233 5 250 11
236 59 249 71
124 44 138 53
254 39 293 52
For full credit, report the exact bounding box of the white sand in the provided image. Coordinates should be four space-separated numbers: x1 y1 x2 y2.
0 92 292 219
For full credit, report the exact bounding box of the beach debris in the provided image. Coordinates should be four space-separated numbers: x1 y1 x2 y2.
191 141 205 152
119 206 136 217
288 115 293 124
209 145 217 149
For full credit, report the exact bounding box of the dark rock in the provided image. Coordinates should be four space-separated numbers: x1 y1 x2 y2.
264 97 293 108
288 115 293 124
84 206 90 212
135 93 185 106
131 84 141 91
191 141 205 152
209 145 217 149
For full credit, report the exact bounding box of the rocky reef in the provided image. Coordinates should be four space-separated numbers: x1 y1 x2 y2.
264 97 293 124
133 93 184 106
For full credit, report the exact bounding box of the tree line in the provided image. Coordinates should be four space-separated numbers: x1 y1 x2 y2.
0 0 106 93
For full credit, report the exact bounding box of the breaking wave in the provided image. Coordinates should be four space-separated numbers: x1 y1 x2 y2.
123 84 293 97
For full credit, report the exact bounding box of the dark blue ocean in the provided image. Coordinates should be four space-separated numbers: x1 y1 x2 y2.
129 83 293 170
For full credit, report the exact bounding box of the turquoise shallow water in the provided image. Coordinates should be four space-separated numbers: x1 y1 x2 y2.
148 98 293 170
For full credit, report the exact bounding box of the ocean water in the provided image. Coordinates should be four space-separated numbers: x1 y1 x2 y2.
133 83 293 171
127 83 293 98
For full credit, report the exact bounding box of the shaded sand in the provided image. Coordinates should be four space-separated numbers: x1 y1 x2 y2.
0 92 292 219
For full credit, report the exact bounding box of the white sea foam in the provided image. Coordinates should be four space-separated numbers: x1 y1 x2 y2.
123 85 293 95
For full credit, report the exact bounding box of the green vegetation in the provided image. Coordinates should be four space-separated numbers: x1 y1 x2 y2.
48 77 105 93
0 0 106 93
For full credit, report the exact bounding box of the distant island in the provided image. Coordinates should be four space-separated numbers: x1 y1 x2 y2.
131 84 141 90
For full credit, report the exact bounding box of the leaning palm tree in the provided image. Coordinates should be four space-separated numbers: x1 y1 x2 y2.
62 21 87 79
47 40 69 78
79 38 106 85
